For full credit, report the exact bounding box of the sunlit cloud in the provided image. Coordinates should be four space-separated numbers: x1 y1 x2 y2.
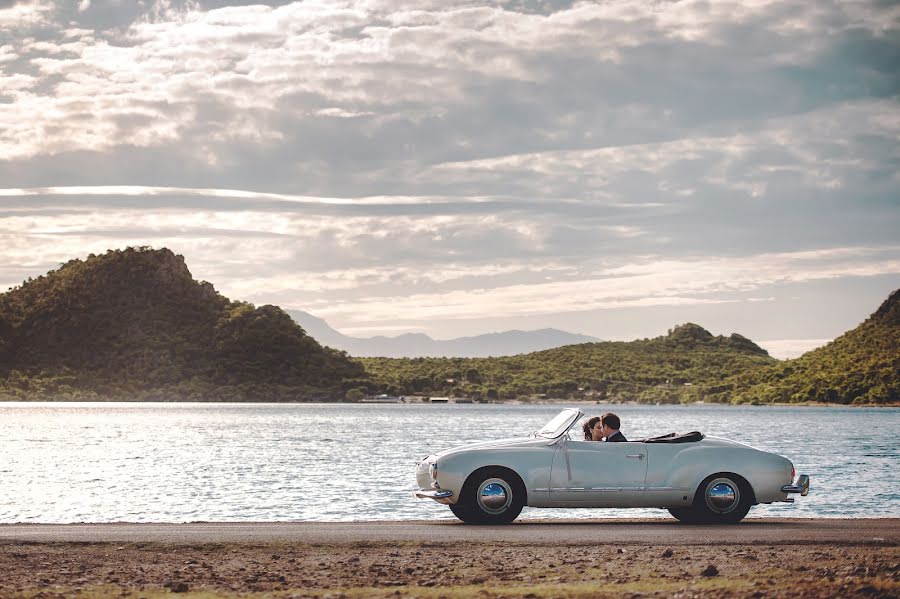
0 185 508 206
304 248 900 327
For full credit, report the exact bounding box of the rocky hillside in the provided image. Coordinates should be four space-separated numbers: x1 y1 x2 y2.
360 323 777 402
729 289 900 404
0 248 368 401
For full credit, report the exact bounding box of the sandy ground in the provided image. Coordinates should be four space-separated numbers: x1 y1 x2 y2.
1 521 897 598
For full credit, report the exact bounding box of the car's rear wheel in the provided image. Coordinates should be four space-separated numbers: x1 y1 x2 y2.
449 467 525 524
669 474 753 524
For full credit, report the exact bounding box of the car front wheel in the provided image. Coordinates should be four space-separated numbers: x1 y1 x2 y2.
669 474 753 524
450 467 525 524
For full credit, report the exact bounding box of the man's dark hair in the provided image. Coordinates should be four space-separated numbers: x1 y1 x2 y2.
600 412 621 430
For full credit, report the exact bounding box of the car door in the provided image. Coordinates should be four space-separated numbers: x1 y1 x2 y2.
548 438 648 506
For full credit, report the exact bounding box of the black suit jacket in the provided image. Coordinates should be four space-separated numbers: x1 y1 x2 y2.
604 431 627 442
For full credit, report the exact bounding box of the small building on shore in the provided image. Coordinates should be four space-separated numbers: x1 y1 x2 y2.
361 394 404 403
425 396 473 404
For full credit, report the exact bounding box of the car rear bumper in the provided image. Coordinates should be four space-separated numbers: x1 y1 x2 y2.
781 474 810 496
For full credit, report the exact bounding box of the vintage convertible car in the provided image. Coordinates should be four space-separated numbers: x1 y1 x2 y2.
414 408 809 524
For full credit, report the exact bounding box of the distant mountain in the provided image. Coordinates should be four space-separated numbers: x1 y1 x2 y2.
730 289 900 404
0 248 367 401
360 323 777 402
287 309 600 357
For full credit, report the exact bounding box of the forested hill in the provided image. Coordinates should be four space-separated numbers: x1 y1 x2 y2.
726 289 900 405
0 248 367 401
360 323 778 403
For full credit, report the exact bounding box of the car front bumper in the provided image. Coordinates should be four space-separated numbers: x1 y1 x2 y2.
414 489 453 500
414 456 454 504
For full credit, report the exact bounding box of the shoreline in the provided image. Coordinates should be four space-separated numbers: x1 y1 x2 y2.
1 398 898 407
2 520 897 598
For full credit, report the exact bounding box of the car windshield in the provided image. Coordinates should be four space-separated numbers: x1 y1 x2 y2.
535 409 582 439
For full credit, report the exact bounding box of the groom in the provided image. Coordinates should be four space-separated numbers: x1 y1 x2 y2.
599 413 627 442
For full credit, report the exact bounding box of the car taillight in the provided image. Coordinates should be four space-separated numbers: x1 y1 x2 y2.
791 464 795 479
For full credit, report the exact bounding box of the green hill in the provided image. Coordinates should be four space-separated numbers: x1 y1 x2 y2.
360 323 778 403
0 248 368 401
3 247 894 405
728 290 900 405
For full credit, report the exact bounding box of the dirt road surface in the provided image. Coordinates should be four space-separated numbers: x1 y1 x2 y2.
1 519 897 598
2 518 897 544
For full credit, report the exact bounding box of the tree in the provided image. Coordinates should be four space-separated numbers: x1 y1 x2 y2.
345 388 366 402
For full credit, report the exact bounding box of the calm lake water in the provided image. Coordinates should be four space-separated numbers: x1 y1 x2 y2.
1 402 897 523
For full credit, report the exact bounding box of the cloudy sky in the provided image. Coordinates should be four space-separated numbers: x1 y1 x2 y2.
1 0 898 358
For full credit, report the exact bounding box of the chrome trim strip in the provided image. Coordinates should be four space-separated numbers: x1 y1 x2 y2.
549 486 644 492
544 485 672 493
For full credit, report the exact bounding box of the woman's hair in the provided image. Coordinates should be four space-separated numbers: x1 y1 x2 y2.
582 416 602 440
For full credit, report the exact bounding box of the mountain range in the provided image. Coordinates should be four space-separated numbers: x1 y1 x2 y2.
286 309 600 357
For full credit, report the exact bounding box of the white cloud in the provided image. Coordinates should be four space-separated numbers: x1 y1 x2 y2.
2 0 896 163
421 100 900 200
0 0 54 28
0 185 509 205
0 1 896 343
758 338 832 359
303 247 900 326
9 197 895 327
1 188 897 325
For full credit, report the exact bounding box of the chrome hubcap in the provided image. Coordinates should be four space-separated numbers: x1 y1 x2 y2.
705 478 739 513
477 478 512 514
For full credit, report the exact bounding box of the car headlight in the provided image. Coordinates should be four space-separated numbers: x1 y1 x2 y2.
429 461 443 489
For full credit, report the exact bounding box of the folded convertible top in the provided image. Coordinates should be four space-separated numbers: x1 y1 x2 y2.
640 431 705 443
